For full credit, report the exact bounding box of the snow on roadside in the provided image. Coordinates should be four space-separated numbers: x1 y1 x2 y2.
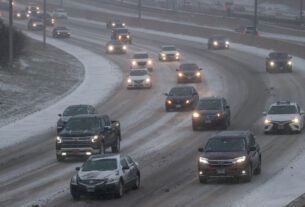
65 16 305 207
0 32 122 150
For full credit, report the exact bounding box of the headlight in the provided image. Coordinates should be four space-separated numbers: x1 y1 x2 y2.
28 10 32 14
127 78 132 83
91 135 98 143
112 23 115 27
145 78 150 83
147 60 152 65
269 61 275 67
36 6 40 10
292 117 300 124
178 72 183 77
264 119 271 125
287 61 292 65
127 35 130 39
213 41 218 46
122 45 127 50
193 112 200 118
196 71 201 77
52 18 55 24
56 136 62 144
225 41 230 45
186 100 190 104
17 13 21 17
176 52 180 56
216 112 222 118
108 45 114 51
118 35 122 40
26 14 30 18
199 157 208 164
70 175 77 185
122 23 126 26
167 100 172 104
132 60 137 66
161 53 166 57
234 156 246 163
33 23 37 27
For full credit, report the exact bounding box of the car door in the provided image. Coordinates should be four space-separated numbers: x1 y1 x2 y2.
247 134 259 169
120 158 133 188
126 156 138 181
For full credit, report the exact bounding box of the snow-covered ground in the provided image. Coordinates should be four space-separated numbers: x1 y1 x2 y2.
65 16 305 206
0 32 122 150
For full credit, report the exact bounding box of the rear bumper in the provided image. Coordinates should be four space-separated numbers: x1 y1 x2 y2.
71 182 119 195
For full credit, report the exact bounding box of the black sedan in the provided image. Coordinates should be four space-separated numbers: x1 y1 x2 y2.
105 40 128 54
164 86 199 112
15 10 30 20
192 97 230 130
52 26 71 38
208 35 230 49
176 63 202 83
266 52 292 73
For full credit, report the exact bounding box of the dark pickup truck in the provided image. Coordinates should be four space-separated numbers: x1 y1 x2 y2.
56 114 121 161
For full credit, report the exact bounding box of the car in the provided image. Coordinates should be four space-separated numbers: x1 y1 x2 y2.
31 12 55 26
176 63 202 83
198 131 261 183
27 18 43 31
192 97 230 130
15 10 30 20
70 154 140 199
164 86 199 112
52 8 68 19
52 26 71 38
158 45 180 61
265 52 293 73
57 104 97 132
106 19 126 29
237 26 259 36
130 52 154 71
263 101 304 134
56 114 121 161
208 35 230 49
111 28 132 44
25 3 40 16
127 69 152 89
105 40 127 54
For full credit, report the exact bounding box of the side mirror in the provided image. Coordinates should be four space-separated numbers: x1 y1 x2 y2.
249 146 256 151
198 147 204 152
122 165 129 170
262 112 267 116
225 105 230 109
58 114 62 117
75 167 80 171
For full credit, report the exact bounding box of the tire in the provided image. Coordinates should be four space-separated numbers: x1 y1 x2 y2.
56 154 65 162
100 142 105 154
254 158 262 175
244 164 252 182
70 187 81 200
199 176 207 183
111 136 121 153
133 174 140 190
115 181 124 198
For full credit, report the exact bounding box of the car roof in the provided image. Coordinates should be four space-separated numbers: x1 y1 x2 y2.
270 101 297 106
213 130 251 138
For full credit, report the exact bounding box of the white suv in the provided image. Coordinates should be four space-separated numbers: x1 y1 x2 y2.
263 101 304 134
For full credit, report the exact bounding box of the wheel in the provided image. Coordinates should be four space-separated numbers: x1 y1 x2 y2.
111 136 121 153
56 154 65 162
199 176 207 183
115 181 124 198
70 187 81 200
100 142 105 154
254 158 262 175
244 164 252 182
133 174 140 190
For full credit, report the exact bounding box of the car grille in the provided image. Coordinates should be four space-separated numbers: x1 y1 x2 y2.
134 80 144 84
208 159 234 166
79 179 106 186
137 61 147 66
61 136 93 148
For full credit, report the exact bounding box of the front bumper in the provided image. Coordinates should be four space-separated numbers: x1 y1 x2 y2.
198 162 248 178
177 74 201 82
192 116 226 128
54 33 70 38
264 121 301 133
56 147 100 157
130 62 153 70
107 47 127 54
127 81 151 88
266 62 292 72
71 181 118 195
160 54 180 61
210 43 229 49
166 101 193 111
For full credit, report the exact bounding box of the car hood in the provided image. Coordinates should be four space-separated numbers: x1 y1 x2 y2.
59 129 99 137
78 170 116 180
197 110 222 115
202 152 246 160
129 75 150 81
167 95 192 100
266 114 298 121
133 58 148 62
269 58 289 62
161 51 177 55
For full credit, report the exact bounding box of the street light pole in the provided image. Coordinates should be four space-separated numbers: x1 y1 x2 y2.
138 0 142 19
254 0 258 27
9 0 13 66
43 0 46 45
300 0 304 24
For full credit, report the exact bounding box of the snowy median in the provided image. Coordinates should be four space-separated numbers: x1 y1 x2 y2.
0 32 122 150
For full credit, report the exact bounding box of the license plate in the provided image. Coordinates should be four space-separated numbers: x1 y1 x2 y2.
176 104 182 108
86 187 95 192
217 168 225 174
205 120 212 124
187 76 192 79
278 125 284 129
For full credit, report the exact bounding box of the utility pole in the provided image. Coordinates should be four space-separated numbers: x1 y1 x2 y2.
254 0 258 27
300 0 304 24
43 0 46 45
9 0 13 66
138 0 142 19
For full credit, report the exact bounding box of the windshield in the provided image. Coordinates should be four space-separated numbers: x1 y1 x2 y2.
63 106 88 116
268 105 297 114
162 46 176 51
269 52 288 59
82 159 117 171
116 29 128 33
169 87 192 96
205 137 246 152
197 99 222 110
130 70 148 76
180 63 198 71
134 53 148 59
65 117 100 131
212 36 226 41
